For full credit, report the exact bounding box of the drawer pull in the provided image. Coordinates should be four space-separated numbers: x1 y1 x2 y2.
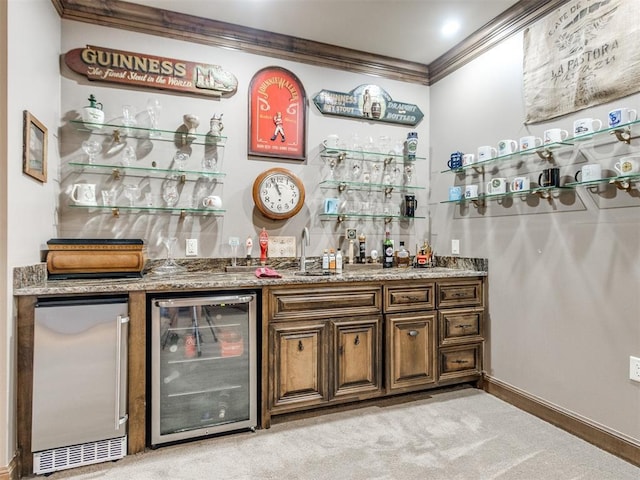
408 330 419 337
455 324 473 329
400 295 423 302
298 340 304 352
453 359 469 364
354 335 360 346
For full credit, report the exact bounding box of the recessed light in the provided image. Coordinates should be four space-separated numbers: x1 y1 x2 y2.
441 20 460 37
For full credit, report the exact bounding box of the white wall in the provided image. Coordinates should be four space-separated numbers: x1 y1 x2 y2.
4 0 61 468
59 22 430 260
430 34 640 443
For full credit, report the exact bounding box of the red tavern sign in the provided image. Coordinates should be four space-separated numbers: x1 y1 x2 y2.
64 45 238 97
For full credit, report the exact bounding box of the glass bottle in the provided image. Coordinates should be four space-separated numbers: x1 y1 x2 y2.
383 231 394 268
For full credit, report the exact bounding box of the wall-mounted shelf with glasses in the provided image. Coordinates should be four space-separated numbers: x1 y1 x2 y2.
69 203 226 219
440 186 574 207
67 161 226 183
565 172 640 192
319 212 425 224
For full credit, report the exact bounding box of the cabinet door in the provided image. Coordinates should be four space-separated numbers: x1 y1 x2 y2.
332 316 382 399
269 321 329 411
386 312 436 392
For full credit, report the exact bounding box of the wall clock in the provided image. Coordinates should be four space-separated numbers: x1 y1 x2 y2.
252 167 305 220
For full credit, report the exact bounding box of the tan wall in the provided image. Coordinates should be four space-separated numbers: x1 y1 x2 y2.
430 34 640 443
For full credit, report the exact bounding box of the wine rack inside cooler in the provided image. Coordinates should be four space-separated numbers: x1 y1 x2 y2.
150 293 257 446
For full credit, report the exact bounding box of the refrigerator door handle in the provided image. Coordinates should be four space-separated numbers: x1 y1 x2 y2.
115 315 129 430
155 295 253 308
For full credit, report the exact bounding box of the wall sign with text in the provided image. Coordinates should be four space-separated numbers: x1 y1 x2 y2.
65 45 238 97
313 84 424 126
248 67 307 161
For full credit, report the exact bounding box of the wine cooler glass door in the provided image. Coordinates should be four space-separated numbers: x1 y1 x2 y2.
151 293 257 445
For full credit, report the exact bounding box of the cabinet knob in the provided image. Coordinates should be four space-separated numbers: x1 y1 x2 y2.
408 330 419 337
298 340 304 352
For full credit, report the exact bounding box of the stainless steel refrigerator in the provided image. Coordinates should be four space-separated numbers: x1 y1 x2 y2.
32 296 129 475
150 293 257 446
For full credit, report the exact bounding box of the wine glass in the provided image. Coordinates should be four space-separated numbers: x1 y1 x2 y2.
146 98 161 137
122 105 137 135
325 155 339 180
173 151 189 171
81 140 101 164
121 145 136 166
123 184 139 206
404 164 415 185
154 236 185 275
162 182 179 207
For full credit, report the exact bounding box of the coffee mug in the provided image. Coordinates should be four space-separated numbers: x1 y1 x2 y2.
324 197 339 214
462 153 475 166
608 108 638 128
404 194 417 217
202 195 222 208
497 139 518 157
574 164 602 182
510 176 530 192
448 186 462 201
464 185 479 199
486 177 507 195
519 135 542 152
614 156 639 176
71 183 97 206
323 134 340 153
573 118 603 137
448 151 463 170
543 128 569 145
538 167 561 187
477 146 497 162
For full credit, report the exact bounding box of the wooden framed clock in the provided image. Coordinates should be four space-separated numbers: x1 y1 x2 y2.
252 167 305 220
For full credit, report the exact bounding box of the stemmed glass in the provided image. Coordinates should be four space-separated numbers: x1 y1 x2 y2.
173 151 190 171
146 98 161 137
325 155 339 180
404 164 415 185
154 236 185 275
121 145 136 166
162 181 179 207
123 184 139 206
122 105 137 135
82 140 101 165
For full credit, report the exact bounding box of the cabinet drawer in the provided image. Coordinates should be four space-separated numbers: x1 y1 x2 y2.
436 279 483 308
269 286 381 321
438 344 481 381
439 307 484 346
383 282 435 313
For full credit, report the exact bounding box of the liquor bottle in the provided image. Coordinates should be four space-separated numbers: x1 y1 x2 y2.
397 241 410 268
329 249 336 270
336 248 343 272
383 231 394 268
358 233 367 264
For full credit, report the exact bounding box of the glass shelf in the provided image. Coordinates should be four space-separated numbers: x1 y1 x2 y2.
69 204 225 218
68 161 225 181
319 212 425 224
71 119 228 147
440 186 574 204
564 173 640 190
320 144 426 162
319 179 425 193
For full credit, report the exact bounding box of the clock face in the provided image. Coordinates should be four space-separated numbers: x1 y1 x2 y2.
252 168 305 220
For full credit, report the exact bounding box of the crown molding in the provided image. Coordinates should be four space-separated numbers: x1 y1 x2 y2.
55 0 566 86
428 0 570 84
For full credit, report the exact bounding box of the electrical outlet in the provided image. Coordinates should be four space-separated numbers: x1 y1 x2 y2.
185 239 198 257
451 239 460 255
630 356 640 382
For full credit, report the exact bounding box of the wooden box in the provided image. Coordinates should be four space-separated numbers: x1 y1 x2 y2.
46 238 145 279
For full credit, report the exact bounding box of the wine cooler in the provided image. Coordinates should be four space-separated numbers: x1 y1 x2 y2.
150 292 257 446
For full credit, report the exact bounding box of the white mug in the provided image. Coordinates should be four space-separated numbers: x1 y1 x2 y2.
323 134 340 152
544 128 569 145
519 135 542 152
574 164 602 182
71 183 97 206
477 145 497 162
510 176 530 192
608 108 638 128
497 139 518 156
486 177 507 195
202 195 222 208
614 156 639 176
573 118 603 137
464 185 479 199
462 153 475 166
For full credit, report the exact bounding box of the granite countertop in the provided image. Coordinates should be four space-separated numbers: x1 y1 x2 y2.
13 256 487 296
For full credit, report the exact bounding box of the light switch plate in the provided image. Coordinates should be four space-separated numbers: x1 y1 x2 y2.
185 239 198 256
451 239 460 255
268 236 296 257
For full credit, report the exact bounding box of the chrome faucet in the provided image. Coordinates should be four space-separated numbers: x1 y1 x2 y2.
300 227 310 272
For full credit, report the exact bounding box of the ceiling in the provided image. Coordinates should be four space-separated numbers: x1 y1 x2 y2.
126 0 522 65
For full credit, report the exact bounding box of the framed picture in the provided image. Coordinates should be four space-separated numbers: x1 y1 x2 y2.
248 66 306 160
23 110 48 183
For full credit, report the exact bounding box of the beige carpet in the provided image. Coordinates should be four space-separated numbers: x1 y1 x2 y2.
49 387 639 480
